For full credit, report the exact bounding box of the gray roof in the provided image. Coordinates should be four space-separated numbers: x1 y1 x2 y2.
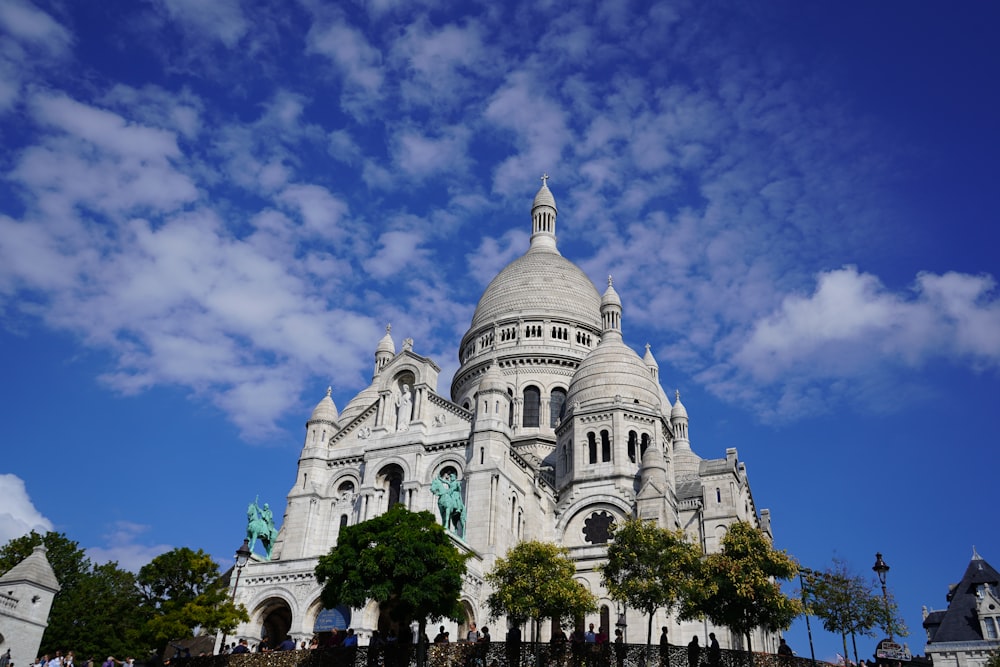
470 246 601 330
0 545 60 592
925 551 1000 643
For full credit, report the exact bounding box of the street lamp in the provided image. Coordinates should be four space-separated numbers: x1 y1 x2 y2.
615 605 627 643
220 539 253 653
234 538 252 597
871 552 892 641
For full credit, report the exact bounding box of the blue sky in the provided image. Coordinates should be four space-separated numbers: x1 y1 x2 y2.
1 0 998 661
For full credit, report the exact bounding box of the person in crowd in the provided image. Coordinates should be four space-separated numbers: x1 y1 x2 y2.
231 640 250 655
613 629 626 667
435 626 449 643
659 627 671 667
708 633 720 667
687 637 699 667
777 638 793 663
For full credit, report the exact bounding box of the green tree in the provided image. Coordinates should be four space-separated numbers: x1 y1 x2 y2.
0 531 145 658
601 518 702 648
485 541 597 644
137 547 248 649
681 522 800 663
315 505 469 657
803 560 907 664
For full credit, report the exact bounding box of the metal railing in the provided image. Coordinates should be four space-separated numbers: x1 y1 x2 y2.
174 642 830 667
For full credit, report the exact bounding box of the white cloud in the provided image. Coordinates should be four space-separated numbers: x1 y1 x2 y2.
32 93 182 160
392 126 470 179
485 71 572 195
155 0 248 48
393 20 488 110
276 184 349 239
0 0 72 56
363 230 430 279
84 521 172 572
306 19 383 93
12 93 198 217
0 474 53 545
693 267 1000 420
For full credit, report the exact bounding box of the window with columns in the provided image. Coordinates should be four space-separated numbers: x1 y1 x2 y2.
523 386 540 427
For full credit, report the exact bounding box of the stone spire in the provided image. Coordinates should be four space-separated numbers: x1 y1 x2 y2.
374 324 395 376
530 173 558 253
643 343 659 381
600 275 622 338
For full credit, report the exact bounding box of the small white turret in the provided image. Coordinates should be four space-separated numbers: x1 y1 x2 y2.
374 324 395 376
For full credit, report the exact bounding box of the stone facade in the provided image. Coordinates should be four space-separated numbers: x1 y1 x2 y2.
224 181 778 653
0 546 60 666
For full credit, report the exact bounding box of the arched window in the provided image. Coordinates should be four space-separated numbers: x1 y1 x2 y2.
628 431 637 463
523 386 540 427
339 514 348 531
380 464 404 508
588 432 597 464
549 388 567 427
508 388 515 426
601 430 611 462
640 433 650 457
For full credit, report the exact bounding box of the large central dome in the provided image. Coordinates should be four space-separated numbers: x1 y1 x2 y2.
451 179 604 407
469 178 600 330
470 246 601 330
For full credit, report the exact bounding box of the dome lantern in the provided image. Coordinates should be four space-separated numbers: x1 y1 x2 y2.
530 173 558 253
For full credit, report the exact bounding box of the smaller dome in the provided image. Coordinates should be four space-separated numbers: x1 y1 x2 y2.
376 324 395 355
601 276 621 308
532 177 557 211
309 387 339 423
670 390 688 419
567 340 661 409
337 383 379 425
479 362 506 393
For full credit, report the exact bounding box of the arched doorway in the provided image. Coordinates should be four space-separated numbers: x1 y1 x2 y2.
257 597 293 649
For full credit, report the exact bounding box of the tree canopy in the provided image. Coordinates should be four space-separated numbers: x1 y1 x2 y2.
137 547 248 647
1 533 248 658
0 531 144 658
485 540 597 642
681 522 800 655
601 518 702 646
315 505 469 639
802 559 907 662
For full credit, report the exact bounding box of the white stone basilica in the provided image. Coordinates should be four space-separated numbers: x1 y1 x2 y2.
226 180 778 652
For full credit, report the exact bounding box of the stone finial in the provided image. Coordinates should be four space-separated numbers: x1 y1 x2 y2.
326 386 332 397
541 173 549 186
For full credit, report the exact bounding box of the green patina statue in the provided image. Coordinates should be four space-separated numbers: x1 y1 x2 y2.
430 472 466 538
246 496 278 560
